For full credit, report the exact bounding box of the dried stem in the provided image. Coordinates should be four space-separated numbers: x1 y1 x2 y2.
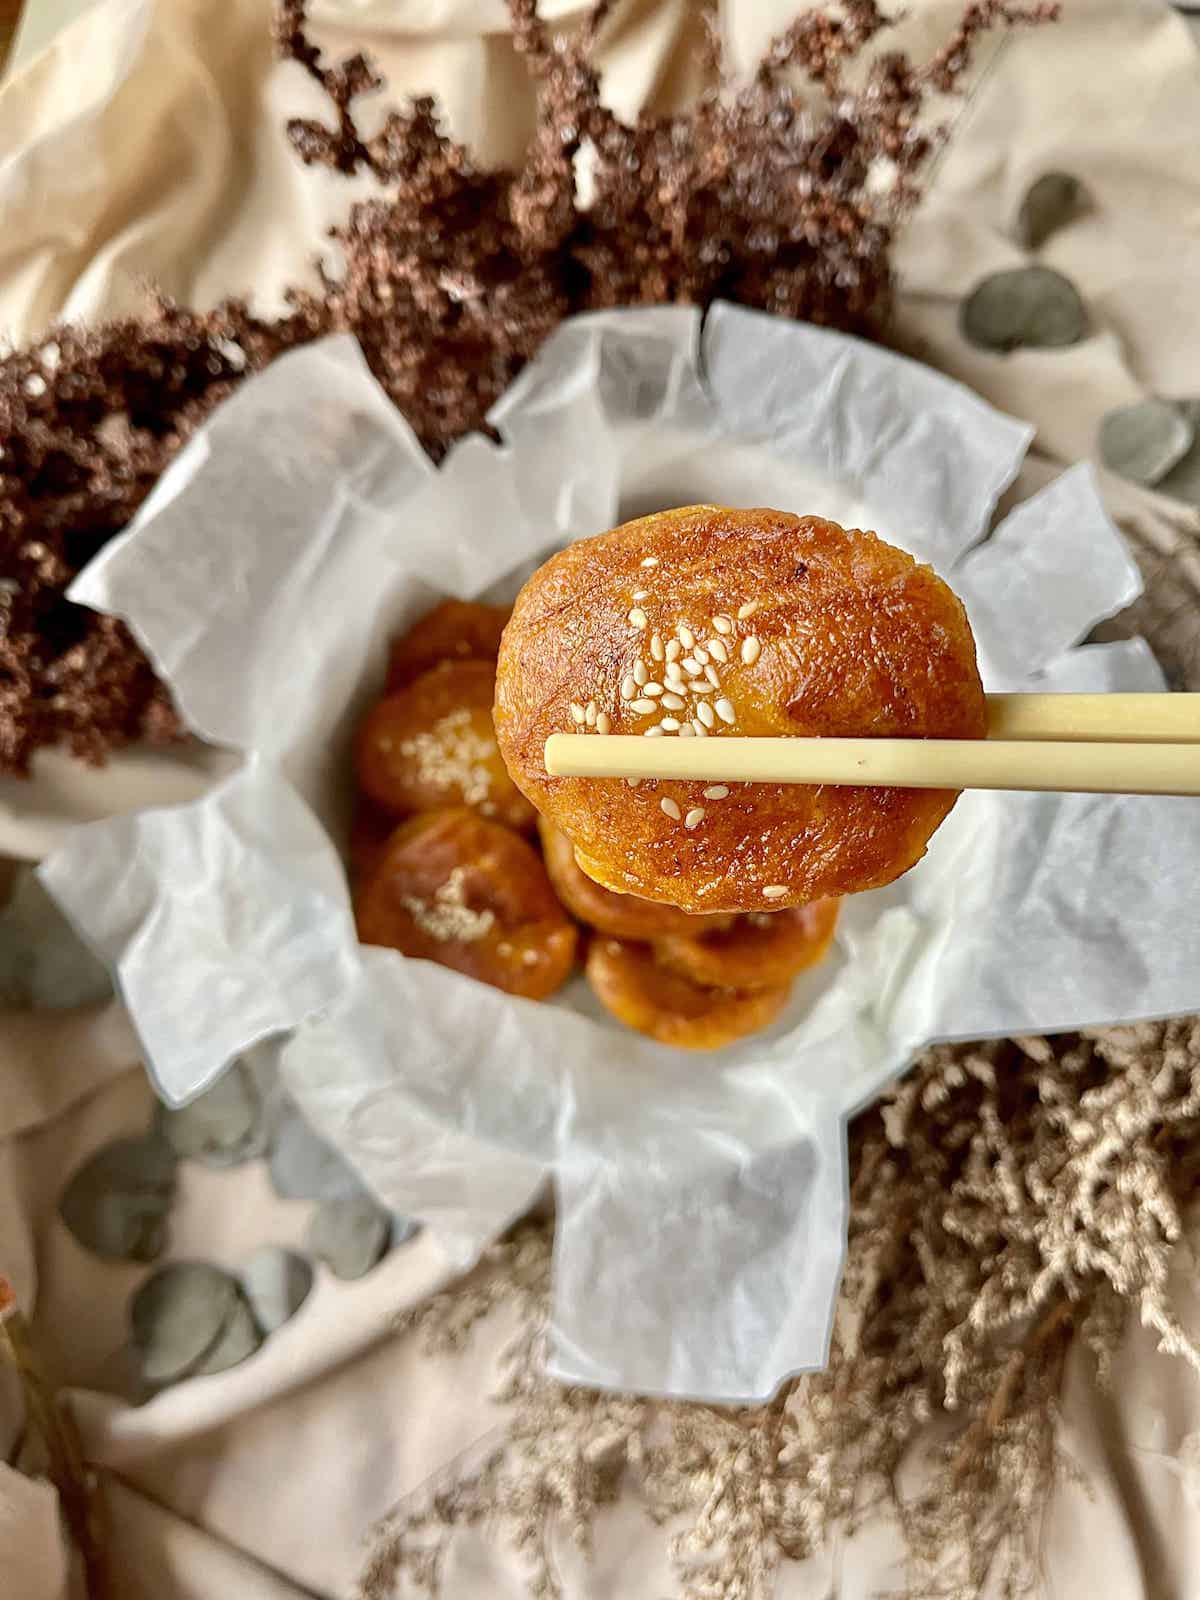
0 0 1053 773
2 1273 111 1599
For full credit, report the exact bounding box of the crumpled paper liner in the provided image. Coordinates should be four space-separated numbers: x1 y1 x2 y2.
38 303 1200 1401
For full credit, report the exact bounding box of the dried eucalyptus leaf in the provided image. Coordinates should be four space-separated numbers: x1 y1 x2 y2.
241 1247 313 1333
1098 399 1195 487
59 1135 177 1262
0 868 112 1011
1015 171 1090 250
158 1059 265 1167
189 1295 262 1376
960 266 1086 352
307 1193 390 1281
268 1102 363 1201
391 1215 421 1249
131 1263 239 1384
1157 400 1200 506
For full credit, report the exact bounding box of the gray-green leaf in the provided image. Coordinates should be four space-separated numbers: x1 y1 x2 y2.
189 1295 262 1376
131 1263 240 1384
1098 399 1195 487
1158 400 1200 506
157 1059 266 1168
59 1135 177 1262
241 1247 314 1333
307 1193 390 1281
961 266 1087 353
0 869 112 1011
1015 172 1090 251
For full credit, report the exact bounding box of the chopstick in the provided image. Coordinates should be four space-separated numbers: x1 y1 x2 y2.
543 693 1200 796
985 693 1200 742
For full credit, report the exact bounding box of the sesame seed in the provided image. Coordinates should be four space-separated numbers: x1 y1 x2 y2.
737 601 760 620
398 710 497 806
570 702 586 724
704 785 730 800
661 797 682 820
522 949 539 966
696 700 716 728
694 646 709 665
665 639 682 662
715 697 736 724
678 625 695 649
596 712 611 734
644 681 664 696
629 608 648 629
690 682 714 694
692 719 708 738
682 656 702 675
741 636 761 665
634 660 649 686
586 700 598 726
763 885 788 900
661 692 686 710
401 865 496 942
708 638 729 664
633 589 649 601
650 633 665 662
705 665 721 688
665 661 685 684
712 615 733 634
660 717 682 731
678 724 694 736
621 675 637 700
627 777 642 787
631 698 657 713
644 727 665 737
641 556 659 568
684 808 705 830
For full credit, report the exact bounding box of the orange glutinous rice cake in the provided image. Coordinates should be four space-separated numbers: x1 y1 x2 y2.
495 505 986 916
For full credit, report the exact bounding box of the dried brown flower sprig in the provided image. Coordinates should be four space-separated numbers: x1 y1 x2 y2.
363 1020 1200 1600
0 0 1054 773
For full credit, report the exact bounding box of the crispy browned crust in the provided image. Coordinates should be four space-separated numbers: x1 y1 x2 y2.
356 659 535 830
585 936 792 1051
355 807 577 1000
538 818 731 941
653 899 840 992
385 600 512 691
495 506 986 913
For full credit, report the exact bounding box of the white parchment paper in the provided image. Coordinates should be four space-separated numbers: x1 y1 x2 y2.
39 303 1200 1401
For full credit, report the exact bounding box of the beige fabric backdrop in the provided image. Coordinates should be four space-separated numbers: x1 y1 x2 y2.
2 2 1200 1596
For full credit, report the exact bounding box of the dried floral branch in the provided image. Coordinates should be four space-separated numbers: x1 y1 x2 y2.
363 1021 1200 1600
0 0 1053 773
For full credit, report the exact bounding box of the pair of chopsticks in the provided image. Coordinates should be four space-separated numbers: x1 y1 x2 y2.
545 694 1200 795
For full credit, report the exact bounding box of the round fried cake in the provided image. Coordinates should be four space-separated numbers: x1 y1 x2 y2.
354 808 576 1000
538 818 731 941
585 937 792 1051
386 599 511 690
494 506 986 913
357 659 535 831
653 900 840 992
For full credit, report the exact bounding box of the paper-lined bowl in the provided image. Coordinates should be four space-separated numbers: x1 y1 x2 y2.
39 305 1200 1401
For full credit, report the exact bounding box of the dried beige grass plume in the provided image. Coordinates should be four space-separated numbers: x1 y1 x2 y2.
363 1022 1200 1600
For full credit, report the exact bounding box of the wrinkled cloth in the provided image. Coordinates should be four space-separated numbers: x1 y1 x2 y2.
2 0 1200 1595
